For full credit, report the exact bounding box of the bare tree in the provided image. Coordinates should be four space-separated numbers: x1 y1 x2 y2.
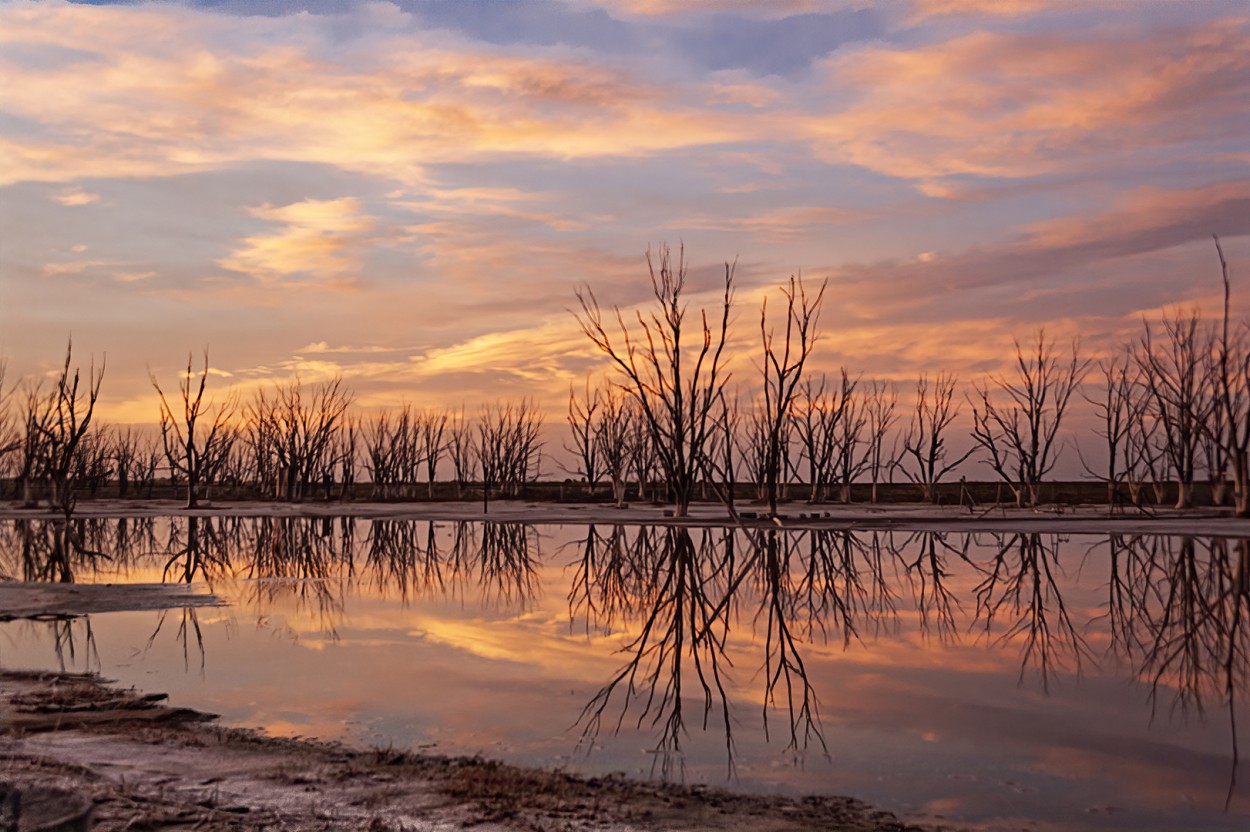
575 245 734 517
701 388 742 510
969 332 1089 507
564 379 603 496
247 376 353 502
792 377 838 503
151 351 238 509
1211 236 1250 516
596 384 634 508
901 372 972 504
109 426 142 499
446 406 476 500
0 359 19 489
1136 310 1214 509
417 408 448 499
476 400 543 511
754 274 826 516
34 341 106 514
831 371 867 504
864 380 899 504
1080 352 1141 511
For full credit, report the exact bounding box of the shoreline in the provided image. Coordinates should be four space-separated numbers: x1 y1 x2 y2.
4 498 1250 538
0 669 933 832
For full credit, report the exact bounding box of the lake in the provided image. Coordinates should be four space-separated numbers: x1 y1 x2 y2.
1 515 1246 831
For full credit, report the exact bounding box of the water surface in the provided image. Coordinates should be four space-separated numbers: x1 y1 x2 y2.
1 516 1246 831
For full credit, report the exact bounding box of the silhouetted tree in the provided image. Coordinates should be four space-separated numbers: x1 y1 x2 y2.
969 331 1089 507
576 245 734 516
151 351 238 509
1136 310 1213 508
901 372 971 503
756 274 826 516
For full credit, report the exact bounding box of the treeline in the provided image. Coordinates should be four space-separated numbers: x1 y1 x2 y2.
0 241 1244 515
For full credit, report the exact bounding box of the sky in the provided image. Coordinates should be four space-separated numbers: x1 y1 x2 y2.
1 0 1248 434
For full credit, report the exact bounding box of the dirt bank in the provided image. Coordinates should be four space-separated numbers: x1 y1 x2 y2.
0 671 936 832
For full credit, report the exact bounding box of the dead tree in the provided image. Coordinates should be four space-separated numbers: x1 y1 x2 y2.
1136 310 1214 509
596 384 634 508
1211 236 1250 516
969 332 1089 507
151 351 238 509
36 339 105 512
564 380 603 496
831 371 867 504
247 376 353 502
791 377 838 503
864 380 899 503
756 274 826 516
702 389 742 510
109 426 142 499
901 372 972 504
476 400 543 511
0 360 19 492
417 408 448 499
575 245 734 517
446 406 476 500
1080 352 1141 511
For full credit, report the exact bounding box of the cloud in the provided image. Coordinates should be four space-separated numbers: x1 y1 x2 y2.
828 180 1250 326
807 18 1250 189
0 1 757 188
52 188 99 206
218 197 377 284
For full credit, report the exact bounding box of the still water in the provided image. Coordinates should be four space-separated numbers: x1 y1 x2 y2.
1 516 1247 831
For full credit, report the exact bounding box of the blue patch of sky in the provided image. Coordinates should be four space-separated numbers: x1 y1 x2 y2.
671 10 884 77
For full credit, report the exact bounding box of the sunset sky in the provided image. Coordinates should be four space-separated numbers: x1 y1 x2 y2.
2 0 1248 431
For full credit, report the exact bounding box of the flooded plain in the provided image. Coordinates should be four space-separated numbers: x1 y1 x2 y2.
1 515 1247 831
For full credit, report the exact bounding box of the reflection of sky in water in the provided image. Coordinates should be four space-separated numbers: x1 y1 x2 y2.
0 518 1247 831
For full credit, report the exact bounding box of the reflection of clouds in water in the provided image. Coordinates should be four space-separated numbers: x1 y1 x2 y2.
0 518 1247 829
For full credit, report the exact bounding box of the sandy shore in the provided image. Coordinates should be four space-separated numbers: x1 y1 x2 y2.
4 497 1250 537
0 671 934 832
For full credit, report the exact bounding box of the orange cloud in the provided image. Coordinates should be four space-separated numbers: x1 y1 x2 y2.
809 18 1250 187
0 1 756 188
218 197 376 284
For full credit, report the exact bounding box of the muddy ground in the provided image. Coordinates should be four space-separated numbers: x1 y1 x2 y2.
0 671 939 832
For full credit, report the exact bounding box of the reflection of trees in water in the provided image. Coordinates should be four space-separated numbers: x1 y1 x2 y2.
1100 534 1250 796
971 532 1092 689
0 518 111 583
2 517 1246 786
575 526 736 778
239 516 350 640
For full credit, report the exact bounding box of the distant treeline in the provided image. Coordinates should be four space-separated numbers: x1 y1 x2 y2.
0 241 1244 516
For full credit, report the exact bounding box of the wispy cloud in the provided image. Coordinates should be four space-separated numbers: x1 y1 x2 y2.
218 197 377 285
807 18 1250 191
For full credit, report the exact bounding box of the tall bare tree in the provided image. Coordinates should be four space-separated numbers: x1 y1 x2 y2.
969 332 1089 507
1136 310 1213 509
1211 236 1250 516
151 351 238 509
756 274 826 516
575 245 734 517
